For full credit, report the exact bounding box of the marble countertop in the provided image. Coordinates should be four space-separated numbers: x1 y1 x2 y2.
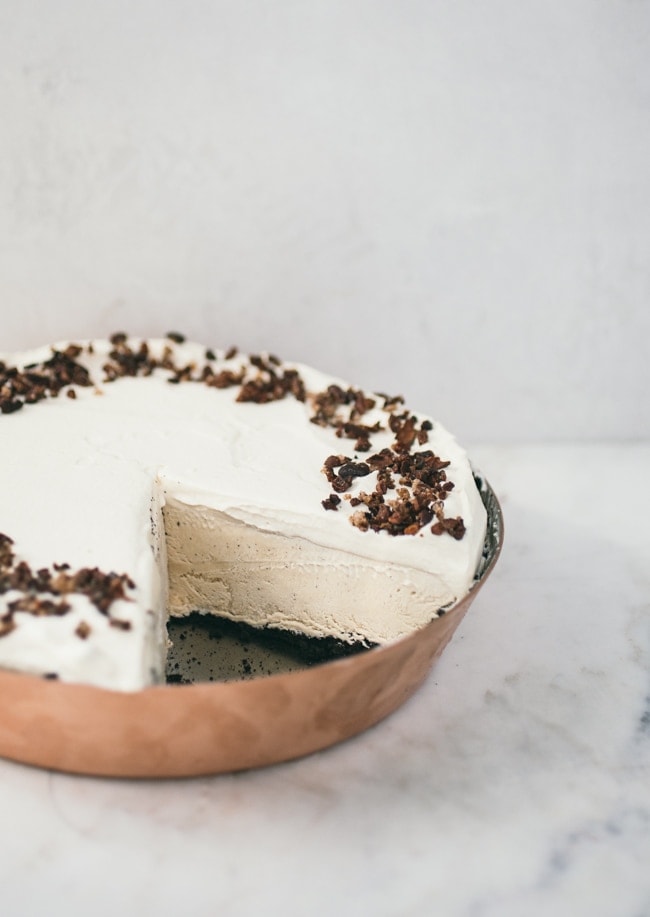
1 443 648 917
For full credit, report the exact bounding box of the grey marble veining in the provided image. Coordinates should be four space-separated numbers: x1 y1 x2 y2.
1 444 648 917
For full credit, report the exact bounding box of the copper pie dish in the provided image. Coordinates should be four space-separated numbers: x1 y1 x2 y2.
0 479 502 778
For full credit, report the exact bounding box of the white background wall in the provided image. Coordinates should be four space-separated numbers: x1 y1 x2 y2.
1 0 648 443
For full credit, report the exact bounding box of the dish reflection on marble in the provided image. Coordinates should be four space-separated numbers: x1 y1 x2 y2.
0 478 502 778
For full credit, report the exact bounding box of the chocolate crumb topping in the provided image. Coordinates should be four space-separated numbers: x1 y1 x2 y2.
99 336 308 406
338 462 371 479
8 596 71 617
317 380 466 535
311 385 376 426
0 347 92 413
236 355 306 404
3 335 311 415
0 619 16 637
431 517 467 540
388 411 430 453
203 366 246 389
310 384 384 452
104 338 155 380
321 494 342 511
377 392 405 409
320 446 465 539
0 531 136 635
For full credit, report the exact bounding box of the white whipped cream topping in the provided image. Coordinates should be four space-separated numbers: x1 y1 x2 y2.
0 338 487 690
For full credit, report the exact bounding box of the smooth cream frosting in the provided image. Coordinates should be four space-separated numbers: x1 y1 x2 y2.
0 337 487 690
